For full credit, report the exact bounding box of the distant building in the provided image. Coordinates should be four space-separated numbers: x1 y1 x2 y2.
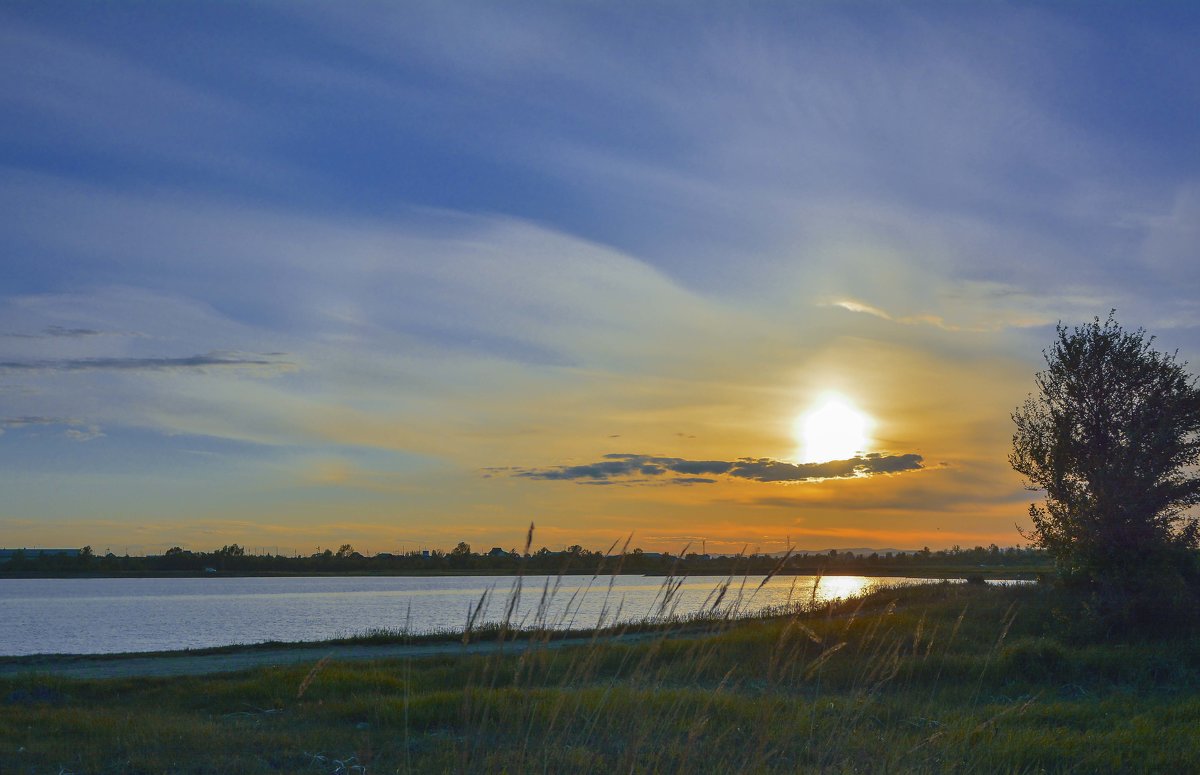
487 547 510 558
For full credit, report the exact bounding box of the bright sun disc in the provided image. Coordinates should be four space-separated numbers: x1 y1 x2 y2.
796 396 870 463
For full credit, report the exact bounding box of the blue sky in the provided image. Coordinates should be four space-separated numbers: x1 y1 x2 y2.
2 1 1199 553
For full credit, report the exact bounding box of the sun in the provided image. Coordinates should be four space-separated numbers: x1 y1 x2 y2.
795 395 871 463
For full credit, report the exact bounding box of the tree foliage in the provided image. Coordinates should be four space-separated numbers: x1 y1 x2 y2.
1010 314 1200 587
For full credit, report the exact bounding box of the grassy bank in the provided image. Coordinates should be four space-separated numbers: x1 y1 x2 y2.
2 582 1197 773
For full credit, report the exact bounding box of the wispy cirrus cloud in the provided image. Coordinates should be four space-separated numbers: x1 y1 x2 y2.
502 451 924 486
0 0 1194 553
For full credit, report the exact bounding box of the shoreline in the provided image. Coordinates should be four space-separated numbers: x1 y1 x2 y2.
0 629 704 680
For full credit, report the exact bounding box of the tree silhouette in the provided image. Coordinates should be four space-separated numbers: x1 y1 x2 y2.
1011 313 1200 594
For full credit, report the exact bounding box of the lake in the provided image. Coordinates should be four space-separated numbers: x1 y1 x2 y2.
1 574 953 656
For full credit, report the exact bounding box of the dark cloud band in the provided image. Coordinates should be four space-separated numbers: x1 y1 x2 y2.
509 451 923 485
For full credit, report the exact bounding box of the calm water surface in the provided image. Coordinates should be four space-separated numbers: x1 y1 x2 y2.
1 574 945 655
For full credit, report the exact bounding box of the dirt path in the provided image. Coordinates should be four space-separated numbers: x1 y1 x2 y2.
0 630 688 681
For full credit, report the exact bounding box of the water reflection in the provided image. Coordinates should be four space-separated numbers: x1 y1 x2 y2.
0 574 946 656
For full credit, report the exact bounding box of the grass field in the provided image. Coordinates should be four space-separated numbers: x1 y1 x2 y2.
2 581 1198 773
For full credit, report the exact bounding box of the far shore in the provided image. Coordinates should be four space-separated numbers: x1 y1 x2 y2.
0 566 1041 580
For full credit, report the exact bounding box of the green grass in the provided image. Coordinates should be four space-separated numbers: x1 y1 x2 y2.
3 582 1198 773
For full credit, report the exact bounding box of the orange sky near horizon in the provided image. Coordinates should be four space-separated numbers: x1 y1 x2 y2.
2 326 1040 554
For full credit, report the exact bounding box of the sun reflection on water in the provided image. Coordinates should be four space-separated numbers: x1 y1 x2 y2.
813 575 873 602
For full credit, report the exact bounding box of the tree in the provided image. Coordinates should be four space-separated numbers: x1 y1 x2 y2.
448 541 472 568
1010 313 1200 587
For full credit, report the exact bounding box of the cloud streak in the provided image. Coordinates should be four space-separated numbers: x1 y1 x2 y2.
1 325 111 339
0 352 291 373
43 326 103 338
0 415 103 441
506 451 924 485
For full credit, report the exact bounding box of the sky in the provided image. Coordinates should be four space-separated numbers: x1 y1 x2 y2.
2 1 1199 555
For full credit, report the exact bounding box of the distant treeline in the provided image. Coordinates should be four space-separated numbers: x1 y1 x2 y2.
0 542 1052 578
